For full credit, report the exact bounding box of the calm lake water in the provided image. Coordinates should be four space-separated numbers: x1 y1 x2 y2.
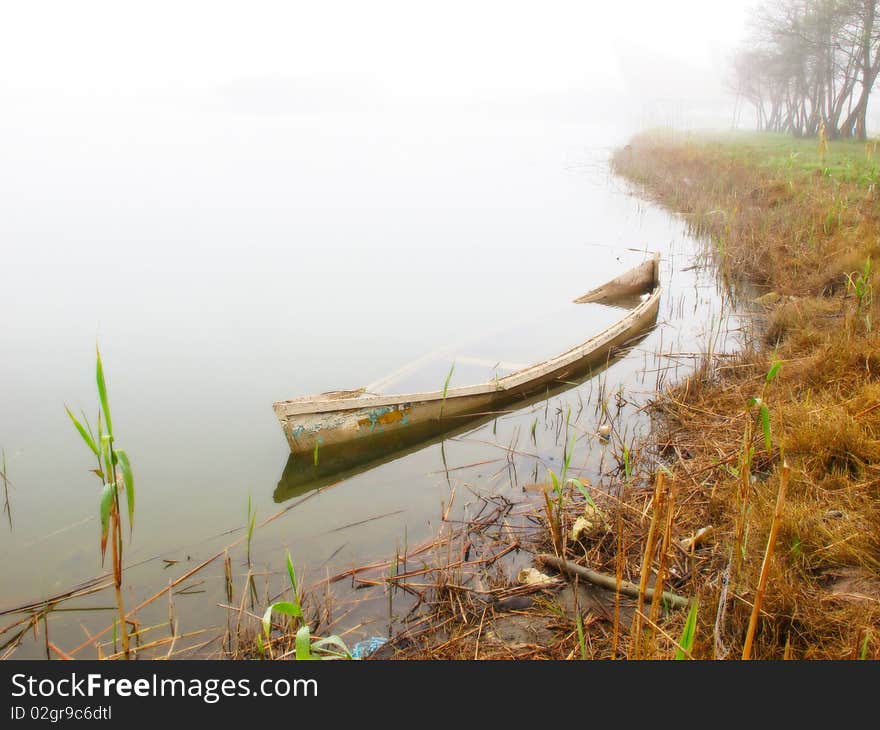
0 94 738 656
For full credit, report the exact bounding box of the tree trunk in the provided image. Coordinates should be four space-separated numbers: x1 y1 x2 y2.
842 0 879 141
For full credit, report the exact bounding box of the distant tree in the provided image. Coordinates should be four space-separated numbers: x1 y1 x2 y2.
838 0 880 139
733 0 879 139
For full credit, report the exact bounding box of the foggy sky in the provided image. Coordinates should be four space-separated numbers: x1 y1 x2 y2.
2 1 751 115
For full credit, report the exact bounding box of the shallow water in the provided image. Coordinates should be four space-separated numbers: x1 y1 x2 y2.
0 97 740 656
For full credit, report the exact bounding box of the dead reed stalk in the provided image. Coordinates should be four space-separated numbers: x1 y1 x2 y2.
742 462 790 660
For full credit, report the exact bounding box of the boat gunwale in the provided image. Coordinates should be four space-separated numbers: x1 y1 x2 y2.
273 254 661 419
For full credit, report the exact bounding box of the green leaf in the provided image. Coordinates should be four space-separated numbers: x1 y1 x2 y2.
440 361 455 416
568 478 596 510
246 494 256 567
674 600 699 660
442 361 455 400
766 361 781 383
246 495 256 539
262 601 303 638
97 411 103 455
116 449 134 532
312 635 352 659
286 551 298 594
65 406 99 456
295 625 313 660
95 345 113 438
548 469 560 496
101 434 114 484
563 435 575 480
99 482 115 561
760 403 772 451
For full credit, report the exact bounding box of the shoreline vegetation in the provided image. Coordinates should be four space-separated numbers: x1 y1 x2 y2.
4 129 880 660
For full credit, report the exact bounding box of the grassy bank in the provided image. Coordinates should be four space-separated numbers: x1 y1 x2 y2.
610 131 880 659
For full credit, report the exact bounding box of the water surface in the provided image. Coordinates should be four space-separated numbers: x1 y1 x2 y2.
0 95 736 656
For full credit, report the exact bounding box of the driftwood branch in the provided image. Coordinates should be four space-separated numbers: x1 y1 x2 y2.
536 554 690 610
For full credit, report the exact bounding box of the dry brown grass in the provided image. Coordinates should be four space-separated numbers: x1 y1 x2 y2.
611 132 880 659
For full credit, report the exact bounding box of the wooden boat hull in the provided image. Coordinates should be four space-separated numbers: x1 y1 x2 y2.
574 255 658 304
274 323 656 502
273 254 661 458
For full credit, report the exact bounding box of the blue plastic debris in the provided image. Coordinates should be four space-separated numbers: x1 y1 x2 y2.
350 636 388 659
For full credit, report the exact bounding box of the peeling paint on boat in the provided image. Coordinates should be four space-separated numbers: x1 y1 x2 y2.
357 406 409 432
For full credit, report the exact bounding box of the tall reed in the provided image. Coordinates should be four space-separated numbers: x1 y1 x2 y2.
65 345 135 658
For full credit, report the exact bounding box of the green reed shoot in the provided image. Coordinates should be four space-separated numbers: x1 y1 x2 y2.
440 361 455 417
261 550 303 653
260 550 353 659
674 600 698 659
746 352 782 457
544 435 596 553
576 613 587 660
246 495 256 568
846 257 873 332
747 397 772 452
224 550 234 604
734 355 782 583
65 345 135 658
293 624 353 660
1 448 11 531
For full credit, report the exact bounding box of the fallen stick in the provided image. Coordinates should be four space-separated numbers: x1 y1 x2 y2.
536 554 690 610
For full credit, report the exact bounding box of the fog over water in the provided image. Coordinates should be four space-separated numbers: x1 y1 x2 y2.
1 2 753 650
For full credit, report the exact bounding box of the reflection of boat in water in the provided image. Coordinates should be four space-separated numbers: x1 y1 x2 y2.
272 254 661 499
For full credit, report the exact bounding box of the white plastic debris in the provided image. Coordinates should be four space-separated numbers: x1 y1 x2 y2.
679 526 713 552
517 568 560 586
570 516 592 541
570 503 611 540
